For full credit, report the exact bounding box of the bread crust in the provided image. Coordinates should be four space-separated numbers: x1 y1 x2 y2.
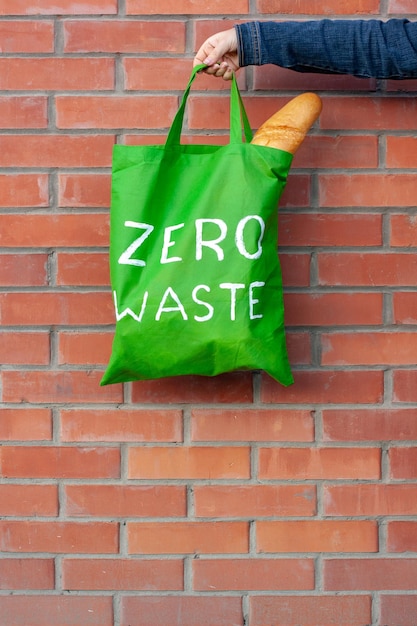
251 92 322 154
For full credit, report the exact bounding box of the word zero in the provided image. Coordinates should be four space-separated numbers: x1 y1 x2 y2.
117 216 266 267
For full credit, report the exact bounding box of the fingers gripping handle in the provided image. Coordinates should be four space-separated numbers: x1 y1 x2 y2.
165 64 252 147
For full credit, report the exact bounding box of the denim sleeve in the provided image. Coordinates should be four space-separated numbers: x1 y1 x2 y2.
235 19 417 79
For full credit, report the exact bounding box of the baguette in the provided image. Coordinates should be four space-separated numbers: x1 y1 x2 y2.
251 92 322 155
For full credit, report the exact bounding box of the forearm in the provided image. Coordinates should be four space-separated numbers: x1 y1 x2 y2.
236 19 417 79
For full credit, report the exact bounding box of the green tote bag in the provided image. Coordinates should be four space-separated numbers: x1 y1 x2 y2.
101 65 294 386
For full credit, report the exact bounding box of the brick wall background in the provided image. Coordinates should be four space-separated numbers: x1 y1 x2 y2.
1 1 417 625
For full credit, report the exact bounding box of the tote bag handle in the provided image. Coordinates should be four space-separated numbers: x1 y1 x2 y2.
165 63 253 147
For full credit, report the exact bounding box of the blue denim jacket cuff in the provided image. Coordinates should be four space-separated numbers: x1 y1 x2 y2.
236 22 262 66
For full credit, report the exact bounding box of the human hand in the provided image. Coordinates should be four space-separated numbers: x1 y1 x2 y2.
193 28 239 80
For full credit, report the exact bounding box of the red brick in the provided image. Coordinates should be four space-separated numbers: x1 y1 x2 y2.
259 447 380 480
127 0 248 13
0 96 47 128
389 447 417 479
0 292 113 325
258 0 379 13
0 253 48 286
324 558 417 590
131 372 253 404
387 522 417 552
0 484 57 516
65 484 186 518
380 595 417 626
293 135 378 169
56 95 177 129
320 173 417 207
60 408 182 442
0 135 113 168
0 213 109 247
1 446 120 479
324 484 417 516
388 0 417 13
0 331 50 365
257 521 378 553
0 58 114 90
386 77 417 91
393 369 417 402
0 596 113 625
284 293 383 326
64 20 185 53
128 521 249 555
0 521 118 553
194 485 317 518
0 408 52 441
280 174 311 207
386 135 417 167
193 558 314 591
319 252 417 286
321 96 417 130
279 213 382 247
393 293 417 325
191 408 314 442
0 558 54 590
63 558 183 591
123 57 234 91
261 370 384 405
128 446 250 480
2 370 122 404
323 409 417 442
58 331 112 365
322 331 417 365
254 65 376 92
250 595 372 626
58 174 111 207
0 0 117 14
0 20 53 52
287 331 312 365
391 214 417 247
0 173 48 207
56 253 110 286
280 254 311 287
120 596 243 626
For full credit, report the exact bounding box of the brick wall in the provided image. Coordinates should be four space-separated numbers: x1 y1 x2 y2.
1 1 417 625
